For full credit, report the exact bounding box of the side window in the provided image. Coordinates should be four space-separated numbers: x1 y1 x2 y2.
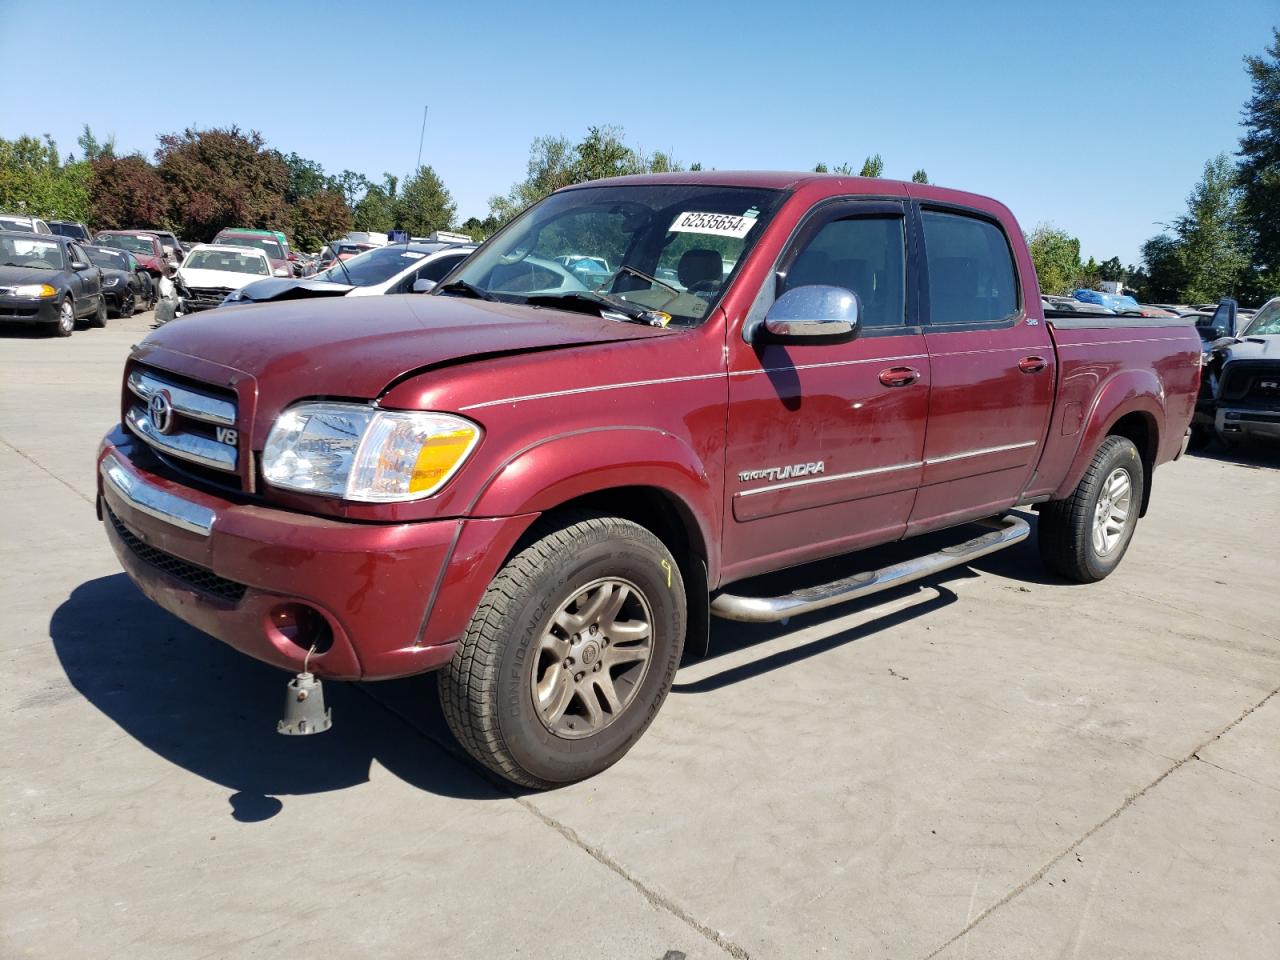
781 216 906 328
920 211 1019 325
420 253 465 284
68 243 85 265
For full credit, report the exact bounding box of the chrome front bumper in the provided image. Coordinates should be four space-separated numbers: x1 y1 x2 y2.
100 453 215 536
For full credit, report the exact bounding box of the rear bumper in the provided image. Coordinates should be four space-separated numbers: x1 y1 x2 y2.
0 296 59 324
97 428 536 680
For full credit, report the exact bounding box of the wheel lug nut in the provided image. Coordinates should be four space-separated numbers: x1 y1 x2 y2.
564 657 574 667
593 663 601 672
575 671 585 682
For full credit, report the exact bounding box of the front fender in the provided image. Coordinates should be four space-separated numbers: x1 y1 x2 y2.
467 425 720 579
1053 368 1164 501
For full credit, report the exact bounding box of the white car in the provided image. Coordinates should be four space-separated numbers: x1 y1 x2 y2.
175 244 274 311
221 242 476 307
0 213 52 234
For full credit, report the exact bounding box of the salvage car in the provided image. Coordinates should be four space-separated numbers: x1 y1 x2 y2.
212 229 292 277
94 230 174 278
96 171 1200 787
0 231 105 335
48 220 93 244
220 241 475 306
84 244 147 317
0 213 52 234
173 244 273 311
1191 295 1280 449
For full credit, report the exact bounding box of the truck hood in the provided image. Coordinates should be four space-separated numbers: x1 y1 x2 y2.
1217 334 1280 362
136 294 674 403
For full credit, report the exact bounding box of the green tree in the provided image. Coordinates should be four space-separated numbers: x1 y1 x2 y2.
0 135 91 222
1237 28 1280 300
813 162 829 173
461 215 501 241
911 169 929 184
352 184 395 233
1139 235 1189 303
278 151 335 203
395 165 456 235
76 124 115 163
1175 153 1249 301
489 126 682 225
334 170 370 208
1098 256 1126 282
290 189 351 252
1026 223 1082 296
859 154 884 177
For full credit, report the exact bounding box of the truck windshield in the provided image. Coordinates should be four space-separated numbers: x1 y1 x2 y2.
97 234 156 255
444 183 785 325
1244 299 1280 336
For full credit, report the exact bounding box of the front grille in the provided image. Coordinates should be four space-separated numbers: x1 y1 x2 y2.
106 505 247 602
184 286 233 311
125 364 244 490
1220 363 1280 405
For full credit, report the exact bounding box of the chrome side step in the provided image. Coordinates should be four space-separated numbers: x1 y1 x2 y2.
710 514 1031 623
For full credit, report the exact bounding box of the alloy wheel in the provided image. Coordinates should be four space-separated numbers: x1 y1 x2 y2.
1092 467 1132 556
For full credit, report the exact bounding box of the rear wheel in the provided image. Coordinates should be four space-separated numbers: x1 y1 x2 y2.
1038 435 1144 582
440 512 686 788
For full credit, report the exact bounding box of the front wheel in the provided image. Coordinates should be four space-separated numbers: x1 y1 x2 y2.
1038 435 1144 582
52 297 75 337
90 295 107 328
440 512 686 788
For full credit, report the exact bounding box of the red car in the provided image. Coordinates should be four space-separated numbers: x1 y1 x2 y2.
93 230 173 278
96 171 1201 787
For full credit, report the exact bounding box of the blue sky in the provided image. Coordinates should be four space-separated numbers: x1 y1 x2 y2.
1 0 1273 263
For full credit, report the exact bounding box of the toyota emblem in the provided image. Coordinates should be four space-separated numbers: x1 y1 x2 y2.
149 390 174 434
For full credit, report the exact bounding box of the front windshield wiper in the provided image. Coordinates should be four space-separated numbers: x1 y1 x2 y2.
437 279 497 302
598 263 682 300
526 290 671 327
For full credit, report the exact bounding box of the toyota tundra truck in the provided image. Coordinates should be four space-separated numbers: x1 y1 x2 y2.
96 172 1201 787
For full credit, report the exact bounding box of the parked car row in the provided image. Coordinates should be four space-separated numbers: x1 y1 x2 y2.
1189 296 1280 450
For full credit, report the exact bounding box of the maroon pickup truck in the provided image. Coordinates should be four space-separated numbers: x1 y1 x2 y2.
96 172 1200 787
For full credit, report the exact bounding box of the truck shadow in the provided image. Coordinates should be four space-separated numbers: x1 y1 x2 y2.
48 574 506 814
1187 443 1280 470
676 515 1065 693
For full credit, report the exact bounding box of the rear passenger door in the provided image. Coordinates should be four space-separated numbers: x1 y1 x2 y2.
722 199 930 581
906 205 1056 535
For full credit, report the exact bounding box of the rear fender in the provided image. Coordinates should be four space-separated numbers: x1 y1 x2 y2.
468 426 720 581
1053 369 1163 501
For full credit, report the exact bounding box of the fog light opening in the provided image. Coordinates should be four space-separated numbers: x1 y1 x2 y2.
268 603 334 654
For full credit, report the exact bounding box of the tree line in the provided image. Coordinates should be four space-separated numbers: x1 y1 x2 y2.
2 29 1273 292
0 125 458 252
1030 28 1277 306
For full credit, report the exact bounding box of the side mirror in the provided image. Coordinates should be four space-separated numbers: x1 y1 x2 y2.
412 278 436 294
758 285 860 343
70 259 89 271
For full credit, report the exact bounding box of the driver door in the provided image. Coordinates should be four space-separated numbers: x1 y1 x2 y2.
720 200 929 583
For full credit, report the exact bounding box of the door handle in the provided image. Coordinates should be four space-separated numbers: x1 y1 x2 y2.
1018 356 1047 374
878 366 920 387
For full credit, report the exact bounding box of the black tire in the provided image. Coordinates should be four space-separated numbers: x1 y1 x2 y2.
51 297 74 337
440 512 687 789
1186 423 1213 451
1038 435 1145 583
119 291 136 319
90 295 107 328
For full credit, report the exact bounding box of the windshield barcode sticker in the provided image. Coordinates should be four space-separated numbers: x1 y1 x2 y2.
669 211 757 239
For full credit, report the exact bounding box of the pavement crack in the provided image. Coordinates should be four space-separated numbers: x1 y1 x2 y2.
357 685 750 959
0 435 93 506
1192 753 1280 795
921 682 1280 959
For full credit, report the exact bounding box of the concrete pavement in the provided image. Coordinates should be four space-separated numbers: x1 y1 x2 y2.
2 311 1277 959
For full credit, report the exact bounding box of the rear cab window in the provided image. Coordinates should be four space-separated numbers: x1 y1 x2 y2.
920 210 1020 326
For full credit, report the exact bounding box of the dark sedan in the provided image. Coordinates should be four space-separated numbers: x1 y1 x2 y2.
84 244 147 317
0 231 105 336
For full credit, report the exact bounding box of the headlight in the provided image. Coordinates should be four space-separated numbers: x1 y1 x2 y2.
102 276 120 287
262 402 481 502
13 283 56 298
273 267 289 277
